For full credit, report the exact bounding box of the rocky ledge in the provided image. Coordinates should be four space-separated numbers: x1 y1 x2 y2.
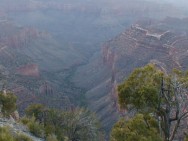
0 117 44 141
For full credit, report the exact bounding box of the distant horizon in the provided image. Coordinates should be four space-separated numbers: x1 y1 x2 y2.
146 0 188 6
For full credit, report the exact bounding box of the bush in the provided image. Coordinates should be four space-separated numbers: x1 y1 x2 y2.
25 105 103 141
46 134 58 141
0 127 14 141
15 133 33 141
27 116 44 138
0 92 17 117
21 117 30 125
45 125 56 136
25 104 45 121
0 127 34 141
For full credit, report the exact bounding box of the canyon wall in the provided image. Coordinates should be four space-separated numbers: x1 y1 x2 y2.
73 18 188 131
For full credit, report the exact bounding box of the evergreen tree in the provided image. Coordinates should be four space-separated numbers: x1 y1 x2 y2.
116 64 188 141
111 114 162 141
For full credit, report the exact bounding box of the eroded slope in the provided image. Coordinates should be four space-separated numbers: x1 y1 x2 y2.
73 18 188 131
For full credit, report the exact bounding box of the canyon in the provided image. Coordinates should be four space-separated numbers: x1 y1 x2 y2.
73 17 188 131
0 0 188 134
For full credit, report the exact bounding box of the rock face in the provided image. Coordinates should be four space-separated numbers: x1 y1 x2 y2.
16 64 39 77
73 17 188 131
11 110 20 121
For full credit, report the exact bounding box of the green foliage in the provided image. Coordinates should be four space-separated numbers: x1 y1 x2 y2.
25 104 45 121
110 114 162 141
184 136 188 141
45 124 56 136
61 108 101 141
15 133 33 141
0 92 17 117
46 134 58 141
27 116 44 138
117 64 188 140
0 127 33 141
118 64 162 111
24 104 103 141
0 127 14 141
21 117 30 125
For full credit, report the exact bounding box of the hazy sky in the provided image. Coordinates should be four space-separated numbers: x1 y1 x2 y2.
147 0 188 6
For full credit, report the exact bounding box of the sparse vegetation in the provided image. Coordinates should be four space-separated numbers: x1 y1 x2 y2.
46 134 58 141
0 127 14 141
27 116 44 138
0 127 33 141
0 90 104 141
0 92 17 117
23 104 104 141
15 133 33 141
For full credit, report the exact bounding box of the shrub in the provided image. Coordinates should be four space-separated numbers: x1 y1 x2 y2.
0 92 17 117
25 105 103 141
46 134 58 141
45 125 56 136
21 117 30 125
15 133 33 141
0 127 14 141
27 116 44 138
25 104 45 121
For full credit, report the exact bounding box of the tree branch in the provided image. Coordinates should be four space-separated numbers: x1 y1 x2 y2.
170 112 188 141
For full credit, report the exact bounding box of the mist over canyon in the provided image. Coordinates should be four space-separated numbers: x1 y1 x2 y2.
0 0 188 136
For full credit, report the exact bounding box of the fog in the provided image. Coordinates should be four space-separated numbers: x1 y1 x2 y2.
147 0 188 7
0 0 188 135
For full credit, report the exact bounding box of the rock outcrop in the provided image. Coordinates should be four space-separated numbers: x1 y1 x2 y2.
16 64 39 77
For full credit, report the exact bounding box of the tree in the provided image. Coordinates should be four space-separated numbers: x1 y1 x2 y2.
118 64 162 111
111 114 162 141
117 64 188 141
